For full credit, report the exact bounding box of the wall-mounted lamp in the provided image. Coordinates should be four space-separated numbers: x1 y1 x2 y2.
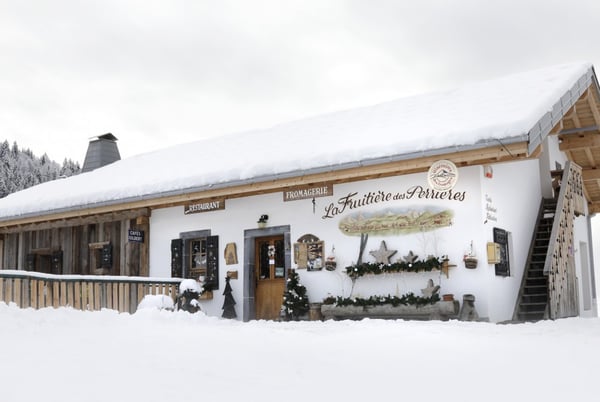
258 214 269 228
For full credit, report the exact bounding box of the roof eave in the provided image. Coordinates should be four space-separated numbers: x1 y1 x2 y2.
0 136 529 227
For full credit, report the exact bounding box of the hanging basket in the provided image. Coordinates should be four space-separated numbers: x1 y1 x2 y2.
464 257 478 269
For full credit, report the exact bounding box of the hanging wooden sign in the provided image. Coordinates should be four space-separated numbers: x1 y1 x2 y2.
184 198 226 214
283 183 333 202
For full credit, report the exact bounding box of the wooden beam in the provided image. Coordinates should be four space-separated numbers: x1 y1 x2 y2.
559 132 600 151
587 87 600 127
0 142 531 231
582 167 600 181
589 201 600 215
584 148 597 169
0 208 149 234
558 125 600 136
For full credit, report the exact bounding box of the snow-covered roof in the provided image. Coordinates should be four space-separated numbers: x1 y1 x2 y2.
0 62 595 221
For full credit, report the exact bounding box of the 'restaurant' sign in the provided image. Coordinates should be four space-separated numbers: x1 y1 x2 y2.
283 183 333 202
184 198 226 214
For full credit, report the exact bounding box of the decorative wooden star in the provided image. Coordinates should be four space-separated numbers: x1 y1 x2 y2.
369 241 397 264
421 279 440 298
403 250 418 264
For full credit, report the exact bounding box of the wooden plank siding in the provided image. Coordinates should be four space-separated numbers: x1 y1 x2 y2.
0 271 179 313
0 216 149 278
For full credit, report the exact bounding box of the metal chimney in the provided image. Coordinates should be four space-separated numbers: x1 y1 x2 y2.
81 133 121 173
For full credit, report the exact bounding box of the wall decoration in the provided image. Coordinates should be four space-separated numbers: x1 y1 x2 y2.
421 279 441 297
325 245 337 271
221 276 237 319
402 250 418 264
463 240 478 268
339 206 453 236
224 242 238 265
345 256 446 279
428 159 458 191
484 194 497 223
369 241 397 264
294 234 324 271
322 188 466 220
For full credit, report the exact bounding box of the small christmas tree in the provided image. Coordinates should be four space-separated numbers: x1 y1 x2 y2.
281 269 309 321
221 276 237 319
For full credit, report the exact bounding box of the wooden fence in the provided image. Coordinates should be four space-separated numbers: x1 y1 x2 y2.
0 270 181 314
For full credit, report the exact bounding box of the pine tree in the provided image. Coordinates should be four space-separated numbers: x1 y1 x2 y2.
221 276 237 319
281 269 309 321
0 139 81 199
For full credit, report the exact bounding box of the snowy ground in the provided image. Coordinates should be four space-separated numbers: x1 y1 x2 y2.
1 302 598 402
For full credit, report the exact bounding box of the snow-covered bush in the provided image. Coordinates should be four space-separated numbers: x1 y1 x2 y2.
177 279 203 313
137 294 175 311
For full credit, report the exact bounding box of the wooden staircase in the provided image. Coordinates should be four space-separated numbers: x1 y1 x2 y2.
513 198 556 322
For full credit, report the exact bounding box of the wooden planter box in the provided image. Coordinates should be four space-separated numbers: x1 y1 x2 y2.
321 300 459 321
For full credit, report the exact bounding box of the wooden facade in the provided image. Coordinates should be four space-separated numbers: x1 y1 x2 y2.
0 209 149 277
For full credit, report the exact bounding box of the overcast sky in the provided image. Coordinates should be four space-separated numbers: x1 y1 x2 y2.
2 0 600 164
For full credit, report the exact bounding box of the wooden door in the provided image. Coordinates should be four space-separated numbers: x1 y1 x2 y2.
255 235 286 320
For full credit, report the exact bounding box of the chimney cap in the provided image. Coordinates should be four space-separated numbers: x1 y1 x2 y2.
89 133 118 142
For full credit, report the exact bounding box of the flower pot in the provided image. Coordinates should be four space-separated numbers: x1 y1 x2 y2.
442 294 454 302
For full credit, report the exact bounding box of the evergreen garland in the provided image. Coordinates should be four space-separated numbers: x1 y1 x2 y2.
345 256 444 279
281 269 309 321
322 292 440 308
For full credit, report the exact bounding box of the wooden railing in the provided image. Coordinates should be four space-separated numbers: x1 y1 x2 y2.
0 270 180 314
544 160 585 319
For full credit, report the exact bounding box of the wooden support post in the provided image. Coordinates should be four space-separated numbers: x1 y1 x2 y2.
53 282 60 308
14 278 21 308
74 282 81 310
60 282 67 307
30 279 37 308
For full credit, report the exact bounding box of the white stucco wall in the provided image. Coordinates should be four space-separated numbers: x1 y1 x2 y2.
148 157 593 322
481 159 541 322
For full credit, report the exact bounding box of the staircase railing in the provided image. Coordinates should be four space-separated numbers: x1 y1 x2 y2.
544 160 585 319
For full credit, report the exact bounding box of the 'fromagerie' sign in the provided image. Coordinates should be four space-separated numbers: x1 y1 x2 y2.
283 183 333 201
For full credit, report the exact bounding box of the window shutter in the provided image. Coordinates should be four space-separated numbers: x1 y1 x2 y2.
493 227 510 277
26 254 36 271
171 239 183 278
101 243 113 269
51 250 63 275
206 235 219 290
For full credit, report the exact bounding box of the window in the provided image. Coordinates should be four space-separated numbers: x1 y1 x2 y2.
189 238 207 281
171 231 219 290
